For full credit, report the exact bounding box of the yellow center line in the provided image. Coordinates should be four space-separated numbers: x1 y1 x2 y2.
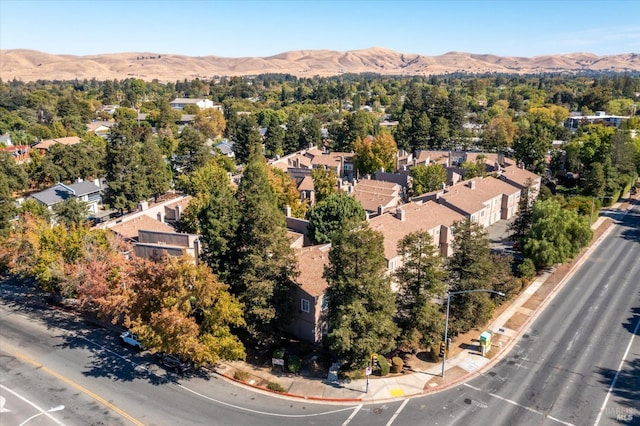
4 347 145 426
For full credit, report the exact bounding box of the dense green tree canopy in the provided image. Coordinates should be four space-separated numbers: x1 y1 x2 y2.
522 199 593 269
394 231 445 351
409 163 447 196
307 192 366 244
325 225 399 367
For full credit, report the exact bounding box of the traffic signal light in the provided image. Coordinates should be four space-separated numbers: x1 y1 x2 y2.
371 355 378 368
439 342 446 357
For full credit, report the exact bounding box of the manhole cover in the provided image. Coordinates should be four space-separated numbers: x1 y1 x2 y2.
373 408 383 414
507 360 515 365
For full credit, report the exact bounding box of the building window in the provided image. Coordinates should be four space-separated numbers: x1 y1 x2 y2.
321 295 329 311
301 298 310 313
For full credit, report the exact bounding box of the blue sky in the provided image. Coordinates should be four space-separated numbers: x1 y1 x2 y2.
1 0 639 57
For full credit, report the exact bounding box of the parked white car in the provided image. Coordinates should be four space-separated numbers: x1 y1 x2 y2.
119 331 143 350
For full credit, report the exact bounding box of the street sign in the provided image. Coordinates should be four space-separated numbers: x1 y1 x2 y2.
365 366 372 376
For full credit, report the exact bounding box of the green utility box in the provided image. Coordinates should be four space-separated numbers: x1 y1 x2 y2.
479 331 492 356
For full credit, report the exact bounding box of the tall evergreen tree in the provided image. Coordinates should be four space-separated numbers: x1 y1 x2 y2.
104 123 147 212
509 180 537 244
141 138 171 201
173 126 211 174
264 118 285 158
231 144 299 345
233 115 262 165
394 231 445 351
445 219 496 335
325 225 399 367
283 112 302 155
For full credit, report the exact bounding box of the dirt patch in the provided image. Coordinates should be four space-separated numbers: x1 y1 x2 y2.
504 312 529 330
424 366 468 389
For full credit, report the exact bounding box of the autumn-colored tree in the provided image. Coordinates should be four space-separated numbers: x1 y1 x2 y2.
194 107 226 140
311 168 338 204
267 166 308 218
353 132 397 176
126 255 245 366
481 115 517 152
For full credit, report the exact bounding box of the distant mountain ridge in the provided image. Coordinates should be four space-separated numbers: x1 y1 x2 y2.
1 47 639 82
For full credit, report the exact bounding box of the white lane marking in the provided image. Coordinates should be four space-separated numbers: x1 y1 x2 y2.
385 399 409 426
593 314 640 426
463 384 575 426
0 384 65 425
341 404 362 426
178 383 359 419
0 395 10 412
77 336 147 371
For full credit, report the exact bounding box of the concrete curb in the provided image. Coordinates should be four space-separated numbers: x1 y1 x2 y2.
215 214 621 404
214 370 363 403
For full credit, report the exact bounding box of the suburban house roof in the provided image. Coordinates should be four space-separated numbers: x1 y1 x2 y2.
439 177 519 215
215 140 234 156
0 145 30 163
369 201 464 260
310 151 353 168
30 181 101 207
499 165 541 188
352 179 401 213
295 244 331 297
33 136 81 151
110 215 175 241
86 121 115 132
297 175 315 192
170 98 207 104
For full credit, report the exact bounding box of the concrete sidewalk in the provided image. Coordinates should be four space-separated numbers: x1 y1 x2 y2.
213 194 637 404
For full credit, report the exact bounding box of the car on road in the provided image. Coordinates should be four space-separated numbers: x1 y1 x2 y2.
158 353 192 374
120 331 143 351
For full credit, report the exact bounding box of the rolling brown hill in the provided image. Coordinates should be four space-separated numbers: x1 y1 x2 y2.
1 47 639 82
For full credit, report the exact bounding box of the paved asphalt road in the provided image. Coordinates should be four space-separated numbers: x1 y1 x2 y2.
0 201 638 426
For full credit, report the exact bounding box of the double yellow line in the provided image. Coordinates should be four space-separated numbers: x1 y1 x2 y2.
4 347 145 426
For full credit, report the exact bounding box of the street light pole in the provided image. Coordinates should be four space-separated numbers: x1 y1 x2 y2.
441 289 505 378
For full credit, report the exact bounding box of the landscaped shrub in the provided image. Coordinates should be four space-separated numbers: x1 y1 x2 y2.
378 356 390 376
517 258 536 280
287 354 302 373
272 348 285 359
391 356 403 373
267 382 286 393
233 371 249 382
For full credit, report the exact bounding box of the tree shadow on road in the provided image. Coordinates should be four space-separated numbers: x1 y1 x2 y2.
0 275 209 386
595 358 640 412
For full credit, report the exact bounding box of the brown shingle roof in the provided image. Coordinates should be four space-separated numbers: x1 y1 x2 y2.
110 216 174 241
298 175 315 192
500 165 541 188
369 201 464 260
439 177 520 215
295 244 331 297
33 136 81 151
